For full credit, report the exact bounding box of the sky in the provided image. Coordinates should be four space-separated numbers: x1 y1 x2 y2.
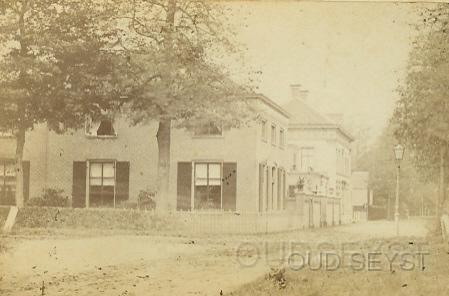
221 1 427 141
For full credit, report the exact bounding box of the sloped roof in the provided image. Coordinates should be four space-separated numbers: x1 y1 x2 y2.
283 98 333 125
248 94 291 119
283 98 354 142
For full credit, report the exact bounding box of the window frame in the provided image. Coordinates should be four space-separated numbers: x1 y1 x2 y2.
88 160 117 207
300 147 315 171
0 159 16 205
279 128 285 148
271 124 277 146
261 119 267 142
292 151 298 171
193 162 223 210
85 116 118 139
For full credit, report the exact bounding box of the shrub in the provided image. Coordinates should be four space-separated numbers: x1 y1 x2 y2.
137 189 156 210
26 188 69 207
117 200 138 209
14 207 183 232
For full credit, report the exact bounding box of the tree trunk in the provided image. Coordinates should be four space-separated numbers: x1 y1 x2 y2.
14 127 26 208
153 0 176 212
14 2 28 208
436 145 446 232
156 118 171 211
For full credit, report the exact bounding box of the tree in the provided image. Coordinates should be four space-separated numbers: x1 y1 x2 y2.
116 0 254 210
0 0 121 207
393 3 449 220
356 122 434 217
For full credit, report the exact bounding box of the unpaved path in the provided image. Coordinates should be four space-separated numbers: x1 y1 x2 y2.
0 218 430 295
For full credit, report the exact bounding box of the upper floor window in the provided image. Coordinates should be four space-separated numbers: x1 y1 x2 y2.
194 122 223 137
271 124 276 145
292 152 298 170
86 117 117 138
300 147 314 172
261 120 267 141
279 128 285 148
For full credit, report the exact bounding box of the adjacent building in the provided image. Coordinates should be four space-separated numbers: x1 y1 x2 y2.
284 85 354 224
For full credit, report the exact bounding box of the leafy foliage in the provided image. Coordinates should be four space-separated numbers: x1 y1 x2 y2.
356 123 436 215
0 0 124 206
26 188 69 207
116 0 254 127
0 0 122 134
137 189 157 210
394 3 449 180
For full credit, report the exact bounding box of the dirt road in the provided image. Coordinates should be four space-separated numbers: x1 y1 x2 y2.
0 218 430 296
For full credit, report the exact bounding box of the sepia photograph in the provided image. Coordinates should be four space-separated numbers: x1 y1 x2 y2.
0 0 448 295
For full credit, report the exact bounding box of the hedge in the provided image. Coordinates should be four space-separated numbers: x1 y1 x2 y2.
14 207 183 232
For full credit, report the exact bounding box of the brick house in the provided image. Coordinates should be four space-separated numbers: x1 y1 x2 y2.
0 118 158 207
0 94 290 214
284 86 354 225
169 94 290 213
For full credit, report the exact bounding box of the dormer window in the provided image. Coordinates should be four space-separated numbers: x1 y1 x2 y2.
97 119 116 136
85 116 117 138
194 122 223 137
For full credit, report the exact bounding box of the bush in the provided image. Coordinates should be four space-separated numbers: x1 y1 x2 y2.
14 207 183 232
117 200 138 209
26 188 69 207
137 189 156 210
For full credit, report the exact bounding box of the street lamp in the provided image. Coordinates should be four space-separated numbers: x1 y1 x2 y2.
393 144 405 236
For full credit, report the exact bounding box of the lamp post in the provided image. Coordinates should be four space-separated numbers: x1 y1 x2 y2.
393 144 405 236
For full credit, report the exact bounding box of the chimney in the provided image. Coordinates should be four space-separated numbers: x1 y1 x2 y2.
327 113 344 125
290 84 309 101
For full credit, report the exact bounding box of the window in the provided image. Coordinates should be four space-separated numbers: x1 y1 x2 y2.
261 120 267 141
336 180 342 197
194 122 223 136
279 128 285 148
89 161 115 207
271 167 276 209
292 152 298 170
97 120 116 136
271 124 276 145
85 117 117 137
0 128 13 138
0 161 16 205
300 147 314 171
194 163 222 209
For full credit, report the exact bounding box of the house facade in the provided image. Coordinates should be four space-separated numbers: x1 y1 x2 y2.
0 118 158 207
168 94 290 212
284 86 354 224
0 95 290 214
